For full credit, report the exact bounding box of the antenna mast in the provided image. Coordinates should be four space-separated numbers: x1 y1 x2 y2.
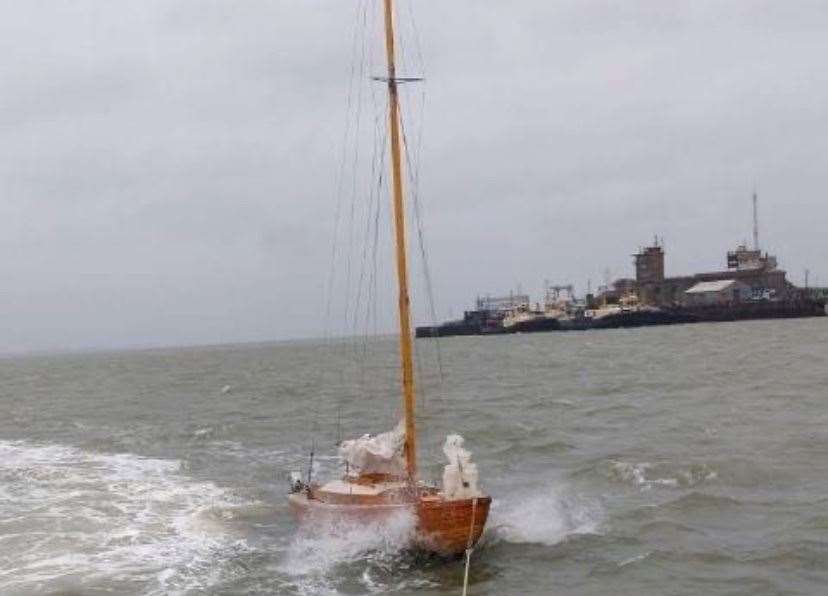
382 0 417 481
752 192 759 250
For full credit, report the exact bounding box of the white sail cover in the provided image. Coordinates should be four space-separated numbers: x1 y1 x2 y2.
441 434 482 500
339 421 406 476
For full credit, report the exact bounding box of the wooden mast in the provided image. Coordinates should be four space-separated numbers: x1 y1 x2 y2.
382 0 417 481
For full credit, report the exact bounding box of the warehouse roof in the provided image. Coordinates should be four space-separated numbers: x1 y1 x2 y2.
685 279 744 294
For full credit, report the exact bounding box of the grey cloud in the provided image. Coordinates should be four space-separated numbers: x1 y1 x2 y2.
0 0 826 352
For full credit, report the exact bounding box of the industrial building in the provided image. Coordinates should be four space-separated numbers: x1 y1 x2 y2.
631 240 793 307
417 195 825 338
683 279 753 306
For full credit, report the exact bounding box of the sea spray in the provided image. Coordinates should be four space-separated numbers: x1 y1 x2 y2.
0 440 250 595
609 460 717 490
279 508 417 595
489 483 603 546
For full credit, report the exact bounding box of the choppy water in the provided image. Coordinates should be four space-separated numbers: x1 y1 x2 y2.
1 318 827 595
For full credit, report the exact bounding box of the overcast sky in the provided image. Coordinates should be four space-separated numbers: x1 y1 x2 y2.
1 0 827 353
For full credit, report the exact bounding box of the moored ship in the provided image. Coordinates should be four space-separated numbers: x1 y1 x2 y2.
416 238 825 338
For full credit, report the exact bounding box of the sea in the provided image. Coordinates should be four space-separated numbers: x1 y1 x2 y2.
1 317 827 595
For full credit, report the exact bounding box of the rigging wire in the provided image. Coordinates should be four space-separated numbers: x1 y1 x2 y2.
318 0 363 443
338 0 401 437
396 0 444 384
348 2 391 425
342 0 372 352
317 0 370 462
324 0 368 341
404 0 427 75
351 74 387 356
361 118 388 352
319 0 443 456
400 111 445 428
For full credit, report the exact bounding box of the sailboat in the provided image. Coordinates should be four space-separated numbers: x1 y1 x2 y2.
288 0 491 557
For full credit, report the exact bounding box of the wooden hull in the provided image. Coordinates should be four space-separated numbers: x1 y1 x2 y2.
288 492 491 557
416 495 491 555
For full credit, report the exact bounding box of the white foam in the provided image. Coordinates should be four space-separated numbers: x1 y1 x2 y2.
0 440 251 595
610 460 717 490
491 484 602 546
279 509 416 595
193 427 214 438
618 551 651 567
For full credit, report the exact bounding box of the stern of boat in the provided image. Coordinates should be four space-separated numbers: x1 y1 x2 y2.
416 494 491 556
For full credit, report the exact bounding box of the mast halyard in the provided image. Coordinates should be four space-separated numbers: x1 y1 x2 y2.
382 0 417 482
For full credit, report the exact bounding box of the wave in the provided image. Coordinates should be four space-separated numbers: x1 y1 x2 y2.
609 460 717 490
657 491 743 512
488 484 603 546
0 439 252 595
277 509 429 595
275 482 603 593
637 519 704 536
743 539 828 568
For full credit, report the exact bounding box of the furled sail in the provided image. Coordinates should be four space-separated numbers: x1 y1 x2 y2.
338 421 406 477
441 434 482 500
